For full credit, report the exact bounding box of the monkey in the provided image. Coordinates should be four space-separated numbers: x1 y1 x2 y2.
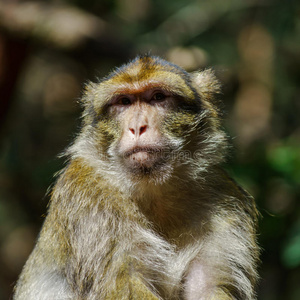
14 55 259 300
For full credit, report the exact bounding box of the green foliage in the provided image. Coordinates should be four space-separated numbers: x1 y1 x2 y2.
282 220 300 268
267 142 300 184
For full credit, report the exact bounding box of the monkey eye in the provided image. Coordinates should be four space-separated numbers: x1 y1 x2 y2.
152 92 166 102
117 97 131 105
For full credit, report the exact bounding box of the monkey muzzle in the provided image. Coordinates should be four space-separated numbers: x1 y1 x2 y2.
123 146 165 170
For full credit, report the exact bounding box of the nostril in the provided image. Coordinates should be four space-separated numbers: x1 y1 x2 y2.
129 128 135 135
129 126 147 136
139 125 147 136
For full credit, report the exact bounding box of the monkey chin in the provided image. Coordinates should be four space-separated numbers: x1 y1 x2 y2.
123 147 167 176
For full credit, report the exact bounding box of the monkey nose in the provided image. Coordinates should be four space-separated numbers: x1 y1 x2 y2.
129 125 148 136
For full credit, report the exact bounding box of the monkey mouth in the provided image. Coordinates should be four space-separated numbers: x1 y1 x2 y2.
124 146 162 157
123 146 165 170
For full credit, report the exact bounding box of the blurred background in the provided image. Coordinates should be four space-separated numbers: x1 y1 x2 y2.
0 0 299 299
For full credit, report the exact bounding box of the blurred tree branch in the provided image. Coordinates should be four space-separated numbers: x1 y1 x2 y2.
138 0 267 49
0 1 131 127
0 1 109 49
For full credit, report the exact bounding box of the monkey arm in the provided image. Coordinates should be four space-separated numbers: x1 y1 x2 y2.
103 273 161 299
183 202 258 300
13 228 72 299
14 200 162 299
65 212 174 299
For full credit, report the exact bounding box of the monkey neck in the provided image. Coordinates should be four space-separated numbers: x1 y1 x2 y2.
130 179 209 242
62 157 210 242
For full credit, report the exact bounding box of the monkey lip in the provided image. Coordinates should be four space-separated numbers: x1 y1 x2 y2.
124 146 162 157
123 146 163 168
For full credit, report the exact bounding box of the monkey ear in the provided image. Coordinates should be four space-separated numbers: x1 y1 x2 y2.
191 69 221 99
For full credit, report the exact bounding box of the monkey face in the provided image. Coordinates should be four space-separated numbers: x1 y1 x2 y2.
109 89 177 174
80 55 226 182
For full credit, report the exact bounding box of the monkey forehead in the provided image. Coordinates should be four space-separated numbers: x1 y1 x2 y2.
94 71 196 104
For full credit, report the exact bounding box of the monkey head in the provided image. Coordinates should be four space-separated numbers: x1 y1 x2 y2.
71 55 227 186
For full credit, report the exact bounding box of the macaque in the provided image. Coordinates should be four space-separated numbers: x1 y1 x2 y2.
14 55 259 300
